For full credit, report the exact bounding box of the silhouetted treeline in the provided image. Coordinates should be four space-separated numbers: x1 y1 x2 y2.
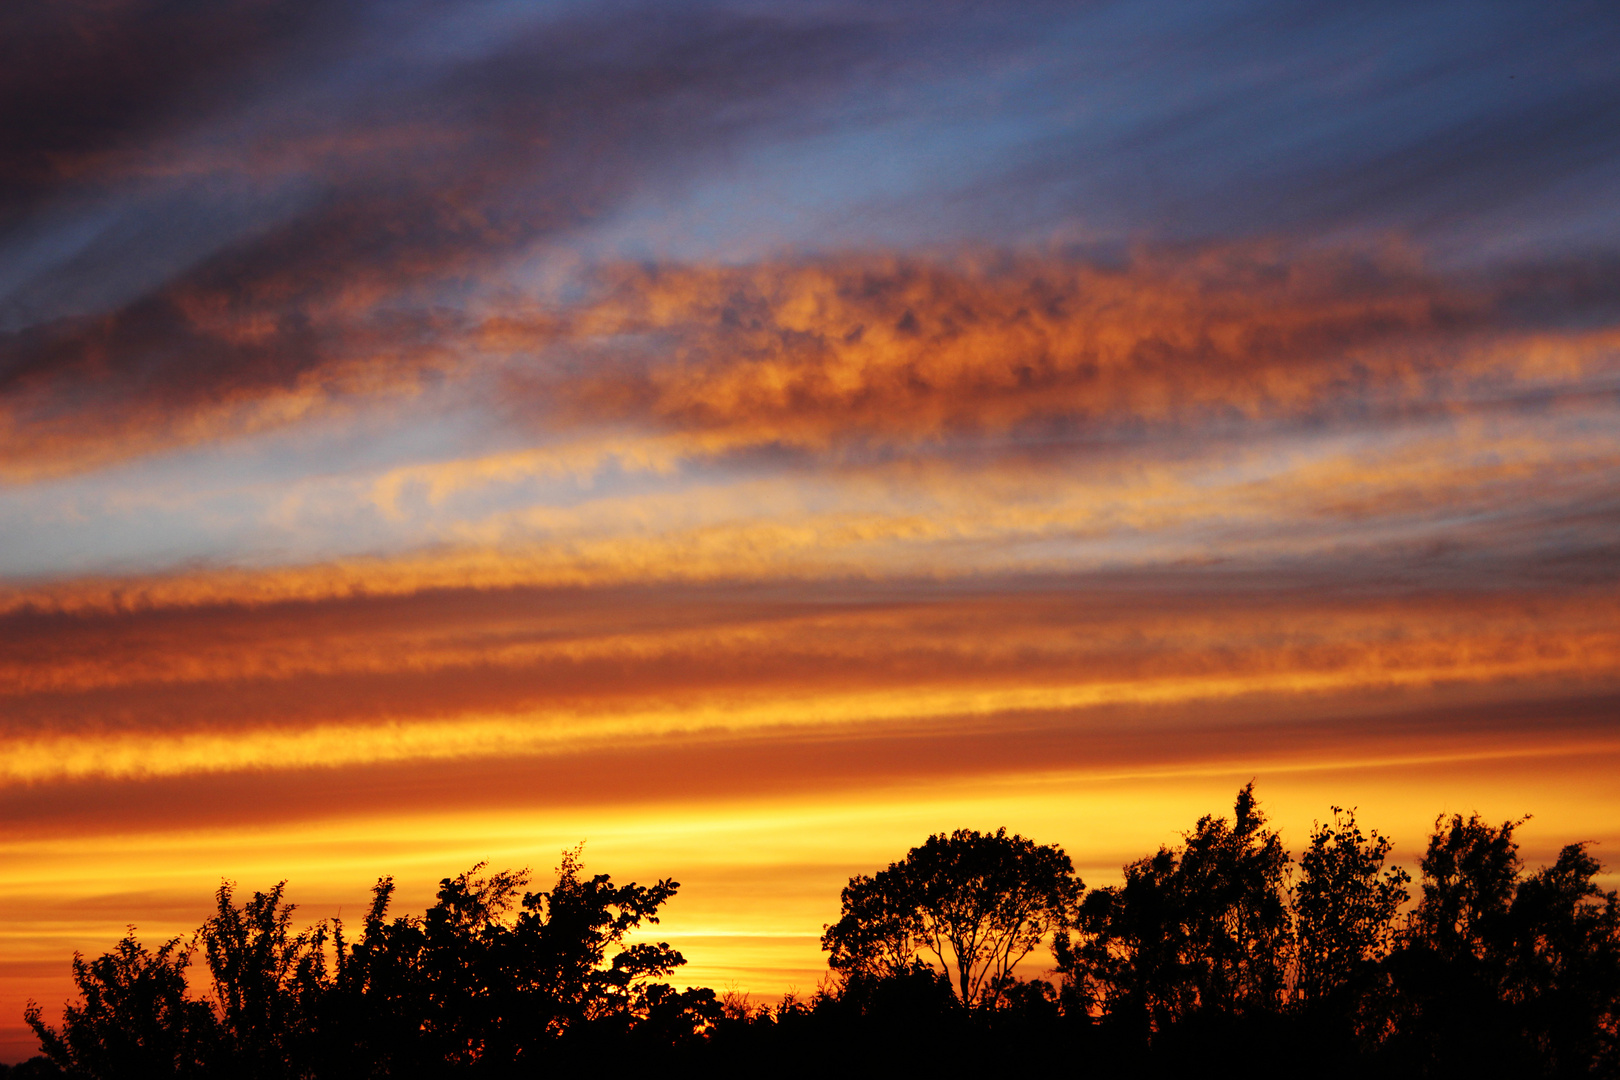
14 786 1620 1078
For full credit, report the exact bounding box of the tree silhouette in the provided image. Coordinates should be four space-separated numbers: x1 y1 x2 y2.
22 799 1620 1076
198 881 329 1077
823 828 1081 1008
1411 812 1525 962
25 935 214 1079
25 849 716 1078
1060 782 1292 1029
820 864 924 985
1499 844 1620 1074
1384 815 1620 1076
318 848 716 1071
1293 806 1410 1007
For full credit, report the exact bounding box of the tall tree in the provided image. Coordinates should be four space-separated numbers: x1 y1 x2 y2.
821 865 928 985
1388 818 1620 1076
823 828 1081 1008
1061 783 1292 1029
318 849 715 1071
1499 843 1620 1074
1410 812 1524 963
1293 806 1409 1006
1383 812 1534 1073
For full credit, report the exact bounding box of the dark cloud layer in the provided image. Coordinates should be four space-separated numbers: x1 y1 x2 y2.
6 243 1620 479
0 1 907 474
3 2 1619 479
0 0 347 214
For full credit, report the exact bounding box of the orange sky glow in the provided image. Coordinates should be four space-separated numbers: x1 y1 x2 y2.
4 0 1620 1063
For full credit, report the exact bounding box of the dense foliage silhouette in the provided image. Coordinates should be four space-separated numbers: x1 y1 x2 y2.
16 789 1620 1078
1058 782 1292 1031
822 826 1081 1007
23 849 715 1078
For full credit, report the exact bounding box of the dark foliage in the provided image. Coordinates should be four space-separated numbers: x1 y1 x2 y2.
822 826 1081 1008
1058 782 1292 1031
24 936 212 1079
25 849 714 1078
21 790 1620 1078
1293 806 1410 1011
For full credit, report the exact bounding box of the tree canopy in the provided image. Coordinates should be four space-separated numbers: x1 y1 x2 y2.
822 827 1081 1008
25 850 715 1079
19 789 1620 1078
1058 782 1292 1027
1293 806 1410 1006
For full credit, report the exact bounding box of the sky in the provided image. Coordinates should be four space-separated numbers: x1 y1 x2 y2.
3 0 1620 1060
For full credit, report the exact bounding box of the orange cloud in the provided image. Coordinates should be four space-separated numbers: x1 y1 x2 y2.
542 248 1620 448
4 557 1617 773
5 245 1617 482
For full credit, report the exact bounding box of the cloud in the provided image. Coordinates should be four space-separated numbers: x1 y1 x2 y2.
0 1 905 478
3 551 1617 759
954 1 1620 248
536 247 1620 449
0 0 346 212
6 243 1619 482
4 2 1618 484
5 379 1618 625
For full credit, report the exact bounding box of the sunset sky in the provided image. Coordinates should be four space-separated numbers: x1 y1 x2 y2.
4 0 1620 1061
